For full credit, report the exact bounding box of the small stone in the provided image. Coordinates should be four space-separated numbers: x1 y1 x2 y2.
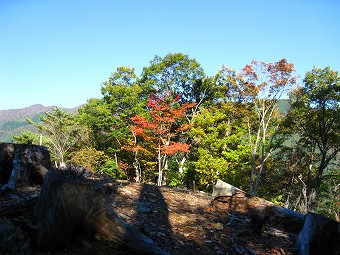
137 201 152 213
215 222 224 230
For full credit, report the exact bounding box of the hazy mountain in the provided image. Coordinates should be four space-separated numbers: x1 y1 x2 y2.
0 104 79 142
0 100 290 143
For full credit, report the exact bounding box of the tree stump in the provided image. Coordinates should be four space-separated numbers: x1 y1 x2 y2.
0 143 50 191
35 171 169 255
296 212 340 255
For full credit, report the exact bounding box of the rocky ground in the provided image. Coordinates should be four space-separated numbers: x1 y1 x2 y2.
0 182 298 255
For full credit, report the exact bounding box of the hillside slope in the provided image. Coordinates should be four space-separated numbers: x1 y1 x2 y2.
0 104 79 142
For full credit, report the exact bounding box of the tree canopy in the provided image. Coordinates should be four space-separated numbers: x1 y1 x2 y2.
15 53 340 220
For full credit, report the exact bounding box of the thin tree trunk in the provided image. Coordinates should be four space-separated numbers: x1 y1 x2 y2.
178 157 186 174
248 118 260 194
315 154 326 201
157 143 162 186
114 152 119 170
253 142 265 195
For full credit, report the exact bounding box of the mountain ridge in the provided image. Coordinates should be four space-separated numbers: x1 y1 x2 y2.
0 104 80 142
0 104 57 122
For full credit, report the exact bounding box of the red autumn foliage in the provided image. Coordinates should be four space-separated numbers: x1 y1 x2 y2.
130 93 195 156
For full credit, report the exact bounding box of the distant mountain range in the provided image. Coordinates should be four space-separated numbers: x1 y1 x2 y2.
0 104 79 142
0 100 290 143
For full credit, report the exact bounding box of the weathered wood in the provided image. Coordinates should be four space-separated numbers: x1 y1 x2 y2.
0 143 50 191
35 171 169 255
0 194 37 218
296 212 340 255
212 179 304 233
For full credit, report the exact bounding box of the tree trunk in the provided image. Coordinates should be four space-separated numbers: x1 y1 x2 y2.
178 156 186 174
296 212 340 255
253 142 265 195
157 144 162 186
35 171 169 255
0 143 50 191
316 152 327 198
134 153 141 183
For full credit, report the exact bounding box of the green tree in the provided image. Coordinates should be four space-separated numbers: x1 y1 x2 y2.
101 66 148 119
189 102 250 188
288 66 340 198
25 108 89 166
77 98 114 152
140 53 206 105
70 147 109 172
260 135 319 213
78 67 149 176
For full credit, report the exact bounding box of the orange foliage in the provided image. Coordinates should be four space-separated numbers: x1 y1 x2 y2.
129 93 195 157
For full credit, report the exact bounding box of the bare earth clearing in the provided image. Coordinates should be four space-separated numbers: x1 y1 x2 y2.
112 182 297 255
1 182 297 255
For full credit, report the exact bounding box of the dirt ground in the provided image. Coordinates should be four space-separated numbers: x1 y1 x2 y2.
0 181 298 255
110 182 298 255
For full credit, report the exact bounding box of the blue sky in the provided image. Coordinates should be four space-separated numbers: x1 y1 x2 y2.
1 0 339 110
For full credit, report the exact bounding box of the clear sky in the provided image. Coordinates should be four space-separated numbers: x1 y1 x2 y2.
1 0 339 110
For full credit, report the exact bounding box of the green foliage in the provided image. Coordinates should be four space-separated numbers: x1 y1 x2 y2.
101 66 148 118
77 98 117 152
140 53 206 103
78 66 149 175
25 108 90 164
288 66 340 196
9 54 338 220
167 160 182 187
271 194 285 207
13 130 41 145
189 102 250 188
317 169 340 220
99 160 127 179
70 147 108 172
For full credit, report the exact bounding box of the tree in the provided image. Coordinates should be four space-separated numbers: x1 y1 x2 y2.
78 67 149 177
130 93 195 186
240 59 297 195
101 66 149 119
25 108 88 166
288 66 340 199
140 53 206 105
77 98 114 152
70 147 109 173
189 102 250 188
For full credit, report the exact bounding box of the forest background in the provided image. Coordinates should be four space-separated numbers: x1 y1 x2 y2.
12 52 340 221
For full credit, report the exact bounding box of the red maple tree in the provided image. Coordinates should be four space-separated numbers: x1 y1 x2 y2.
130 93 195 186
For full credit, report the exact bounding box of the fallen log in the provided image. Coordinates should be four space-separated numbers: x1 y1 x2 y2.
0 143 50 191
212 179 304 233
296 212 340 255
35 171 170 255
